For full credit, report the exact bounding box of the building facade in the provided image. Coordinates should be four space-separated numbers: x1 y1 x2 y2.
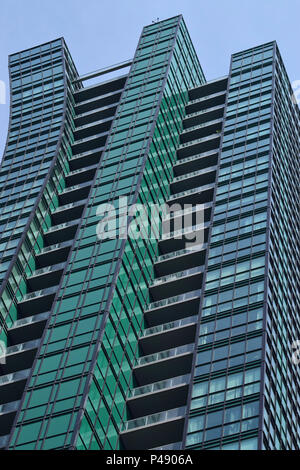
0 15 299 450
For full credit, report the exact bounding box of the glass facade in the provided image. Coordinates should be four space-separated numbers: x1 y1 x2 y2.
186 43 274 450
0 16 299 451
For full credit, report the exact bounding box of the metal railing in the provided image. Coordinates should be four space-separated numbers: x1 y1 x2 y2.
142 315 198 338
174 149 219 167
0 369 31 386
11 311 50 330
171 165 217 183
122 406 186 432
155 244 205 263
147 290 201 311
128 374 190 399
188 90 226 105
181 119 223 134
151 266 203 287
136 344 194 367
178 133 220 149
168 184 214 202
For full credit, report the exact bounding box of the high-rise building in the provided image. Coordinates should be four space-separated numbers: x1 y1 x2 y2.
0 15 299 451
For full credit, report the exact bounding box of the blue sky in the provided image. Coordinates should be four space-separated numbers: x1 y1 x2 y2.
0 0 299 157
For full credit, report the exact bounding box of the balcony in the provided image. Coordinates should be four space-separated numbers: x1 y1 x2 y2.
188 77 228 101
72 129 108 154
180 119 223 144
162 203 212 233
74 74 125 100
121 406 186 450
149 266 204 301
158 221 209 253
167 184 215 206
173 149 219 176
74 105 117 129
183 105 225 129
0 369 30 404
72 131 108 151
170 166 217 193
44 220 79 246
177 134 221 159
35 240 72 268
69 148 103 172
73 117 113 140
58 182 91 206
8 311 50 345
27 262 65 292
0 399 20 436
65 164 97 187
74 75 125 106
140 315 198 355
145 290 201 326
74 94 119 116
17 286 57 317
51 200 86 226
186 90 226 115
155 244 207 277
134 343 194 386
0 340 40 375
127 374 190 418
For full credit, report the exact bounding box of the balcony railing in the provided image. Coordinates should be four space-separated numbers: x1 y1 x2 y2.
66 164 97 178
69 146 104 161
0 400 20 415
5 339 40 356
59 181 91 197
184 104 225 120
174 149 219 167
73 132 107 146
122 406 186 432
171 165 217 183
135 343 194 368
156 244 205 263
128 374 190 399
20 286 57 302
11 311 50 330
181 119 223 134
75 95 119 109
178 133 220 150
163 203 211 222
75 116 113 131
38 240 72 255
161 221 209 240
151 266 203 287
147 290 201 312
188 91 226 105
0 369 31 386
142 315 198 338
45 219 80 234
29 263 65 278
52 200 85 215
168 184 214 202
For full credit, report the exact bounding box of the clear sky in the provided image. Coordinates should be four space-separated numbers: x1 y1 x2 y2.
0 0 299 157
